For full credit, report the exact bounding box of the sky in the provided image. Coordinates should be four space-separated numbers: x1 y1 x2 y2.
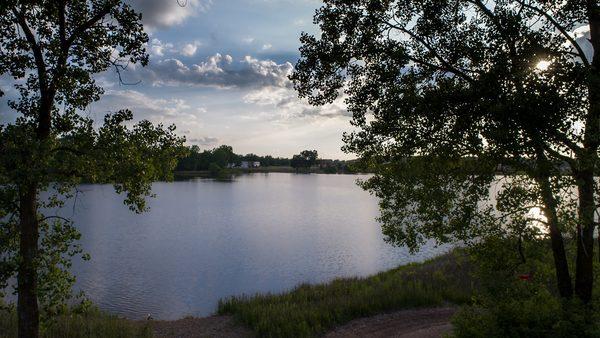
0 0 353 159
2 1 593 160
104 0 353 159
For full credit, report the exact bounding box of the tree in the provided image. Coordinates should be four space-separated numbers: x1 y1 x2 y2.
290 154 305 171
0 1 185 336
291 150 318 171
293 1 599 302
211 145 236 167
301 150 318 168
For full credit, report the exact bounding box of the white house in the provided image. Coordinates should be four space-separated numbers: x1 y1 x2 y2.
240 161 261 168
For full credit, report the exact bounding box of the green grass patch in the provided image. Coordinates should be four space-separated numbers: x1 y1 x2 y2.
0 306 151 338
218 250 474 337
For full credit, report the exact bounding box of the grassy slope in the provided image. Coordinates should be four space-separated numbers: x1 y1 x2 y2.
218 250 474 337
0 307 151 338
1 251 471 337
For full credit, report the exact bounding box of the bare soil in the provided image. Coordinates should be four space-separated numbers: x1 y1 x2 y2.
150 307 456 337
325 307 457 338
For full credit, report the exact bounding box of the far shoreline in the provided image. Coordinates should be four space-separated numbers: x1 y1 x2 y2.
174 166 370 177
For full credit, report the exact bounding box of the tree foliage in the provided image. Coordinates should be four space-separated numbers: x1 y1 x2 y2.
293 0 599 302
176 145 294 171
291 150 318 170
0 0 185 336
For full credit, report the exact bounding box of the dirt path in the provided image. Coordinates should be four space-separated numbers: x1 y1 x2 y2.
325 307 457 338
150 307 456 337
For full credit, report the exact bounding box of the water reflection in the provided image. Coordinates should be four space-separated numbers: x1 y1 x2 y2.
57 173 449 319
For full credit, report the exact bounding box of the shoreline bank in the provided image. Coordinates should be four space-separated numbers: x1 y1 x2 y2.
1 251 470 337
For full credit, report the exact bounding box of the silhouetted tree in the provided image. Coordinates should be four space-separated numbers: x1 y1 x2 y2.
0 1 185 336
291 150 318 172
293 0 599 302
301 150 318 168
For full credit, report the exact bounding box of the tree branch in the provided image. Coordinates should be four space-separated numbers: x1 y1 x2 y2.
38 215 71 224
65 1 114 48
57 0 67 51
381 20 476 84
12 8 48 92
515 0 590 67
542 143 577 170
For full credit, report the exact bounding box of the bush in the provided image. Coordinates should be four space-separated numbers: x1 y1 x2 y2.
452 238 600 338
453 295 600 338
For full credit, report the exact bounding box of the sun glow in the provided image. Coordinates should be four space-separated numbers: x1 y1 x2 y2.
527 207 549 236
536 60 551 71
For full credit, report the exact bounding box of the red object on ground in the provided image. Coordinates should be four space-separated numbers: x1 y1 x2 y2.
518 274 532 281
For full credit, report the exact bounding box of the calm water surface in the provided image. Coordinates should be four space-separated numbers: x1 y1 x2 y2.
56 173 448 319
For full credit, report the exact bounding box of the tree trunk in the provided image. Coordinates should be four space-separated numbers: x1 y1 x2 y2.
575 1 600 303
538 176 573 298
586 1 600 265
17 184 40 338
575 172 595 303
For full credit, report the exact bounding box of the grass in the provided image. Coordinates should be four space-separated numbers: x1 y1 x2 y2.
0 306 151 338
218 250 474 337
1 251 472 337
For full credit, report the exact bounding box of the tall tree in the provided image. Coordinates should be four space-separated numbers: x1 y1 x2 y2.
300 150 318 168
0 1 185 337
293 0 598 302
291 150 318 171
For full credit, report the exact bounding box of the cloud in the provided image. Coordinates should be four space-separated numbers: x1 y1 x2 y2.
188 136 219 146
149 38 175 57
139 54 294 89
571 26 593 63
129 0 212 29
242 86 350 120
92 89 204 128
181 41 201 56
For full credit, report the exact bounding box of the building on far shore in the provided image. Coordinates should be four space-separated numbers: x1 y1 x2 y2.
239 161 261 168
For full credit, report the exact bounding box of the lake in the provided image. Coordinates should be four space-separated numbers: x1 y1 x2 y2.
55 173 449 320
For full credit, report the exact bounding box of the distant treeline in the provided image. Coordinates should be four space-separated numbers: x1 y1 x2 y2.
175 145 357 174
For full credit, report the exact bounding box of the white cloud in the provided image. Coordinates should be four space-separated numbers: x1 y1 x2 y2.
188 136 219 146
193 53 232 73
243 86 350 121
181 41 201 56
149 38 174 57
139 54 293 89
93 89 204 128
262 43 273 50
571 25 593 63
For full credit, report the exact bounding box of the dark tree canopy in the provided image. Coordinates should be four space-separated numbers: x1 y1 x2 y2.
0 1 186 336
293 0 599 302
291 150 318 170
175 145 293 171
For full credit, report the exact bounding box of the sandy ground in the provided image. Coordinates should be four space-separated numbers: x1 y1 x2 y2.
325 307 456 338
150 307 456 337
